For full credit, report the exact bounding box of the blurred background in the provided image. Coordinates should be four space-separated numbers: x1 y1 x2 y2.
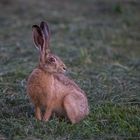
0 0 140 139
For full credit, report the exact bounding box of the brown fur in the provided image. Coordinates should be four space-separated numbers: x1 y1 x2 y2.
27 21 89 123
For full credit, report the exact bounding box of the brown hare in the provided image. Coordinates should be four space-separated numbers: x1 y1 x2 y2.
27 21 89 124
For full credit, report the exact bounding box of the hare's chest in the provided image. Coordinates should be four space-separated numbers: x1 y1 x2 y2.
27 70 54 105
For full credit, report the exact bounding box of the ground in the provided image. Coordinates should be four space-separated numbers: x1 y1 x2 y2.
0 0 140 139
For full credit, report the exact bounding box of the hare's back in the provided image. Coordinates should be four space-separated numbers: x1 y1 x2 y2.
54 74 84 93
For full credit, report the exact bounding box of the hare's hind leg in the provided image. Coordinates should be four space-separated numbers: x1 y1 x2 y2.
63 95 79 124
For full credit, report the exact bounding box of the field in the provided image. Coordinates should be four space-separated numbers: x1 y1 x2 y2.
0 0 140 139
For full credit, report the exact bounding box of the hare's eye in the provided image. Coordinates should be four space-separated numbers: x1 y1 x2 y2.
49 57 56 63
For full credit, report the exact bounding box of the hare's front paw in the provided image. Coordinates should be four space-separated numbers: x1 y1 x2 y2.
35 106 42 121
42 108 52 122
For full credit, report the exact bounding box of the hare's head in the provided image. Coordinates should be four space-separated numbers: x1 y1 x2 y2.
32 21 67 74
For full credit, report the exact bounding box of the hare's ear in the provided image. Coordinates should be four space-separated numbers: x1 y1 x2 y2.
40 21 50 50
32 25 44 51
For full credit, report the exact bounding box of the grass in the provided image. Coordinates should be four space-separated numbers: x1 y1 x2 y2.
0 0 140 139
